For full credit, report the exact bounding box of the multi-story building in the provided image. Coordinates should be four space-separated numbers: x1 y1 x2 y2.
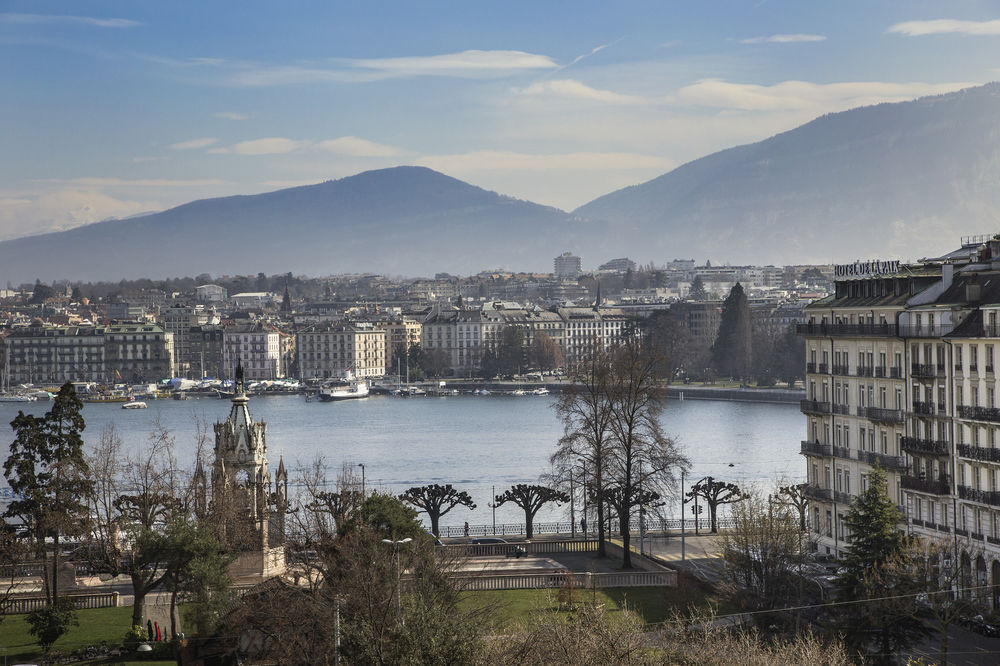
380 317 422 373
297 322 386 380
556 305 628 368
554 252 582 279
800 235 1000 598
189 324 224 379
162 304 220 377
223 324 282 381
4 323 173 384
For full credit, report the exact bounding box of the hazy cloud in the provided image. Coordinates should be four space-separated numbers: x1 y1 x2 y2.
675 79 975 111
889 18 1000 37
35 177 230 187
740 34 826 44
167 137 218 151
315 136 405 157
228 49 558 86
516 79 645 104
417 150 673 172
0 13 141 28
226 138 307 155
213 111 248 120
0 190 155 241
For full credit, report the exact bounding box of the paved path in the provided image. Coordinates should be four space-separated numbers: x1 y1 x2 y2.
639 533 727 582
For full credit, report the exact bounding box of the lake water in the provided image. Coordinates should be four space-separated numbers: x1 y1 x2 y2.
0 394 804 528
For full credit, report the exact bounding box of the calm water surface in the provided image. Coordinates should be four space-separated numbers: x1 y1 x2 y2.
0 394 803 527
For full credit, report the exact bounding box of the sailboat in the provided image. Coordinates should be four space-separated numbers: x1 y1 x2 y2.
0 370 35 402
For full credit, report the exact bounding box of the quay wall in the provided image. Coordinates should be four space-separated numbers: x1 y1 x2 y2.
443 381 803 405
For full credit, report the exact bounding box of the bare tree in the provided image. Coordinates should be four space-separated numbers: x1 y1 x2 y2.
687 477 745 533
399 484 475 536
493 484 569 539
775 481 809 531
604 339 689 568
552 347 615 556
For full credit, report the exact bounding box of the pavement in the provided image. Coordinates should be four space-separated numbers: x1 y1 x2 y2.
638 533 727 582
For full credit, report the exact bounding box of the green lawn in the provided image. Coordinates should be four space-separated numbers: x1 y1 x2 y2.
0 605 176 664
459 572 736 628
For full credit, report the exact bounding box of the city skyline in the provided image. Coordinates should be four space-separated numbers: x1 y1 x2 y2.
3 1 999 245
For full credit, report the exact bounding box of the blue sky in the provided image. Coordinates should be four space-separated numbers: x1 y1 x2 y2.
2 1 999 241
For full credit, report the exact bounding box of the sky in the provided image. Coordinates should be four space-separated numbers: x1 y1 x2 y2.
2 1 999 243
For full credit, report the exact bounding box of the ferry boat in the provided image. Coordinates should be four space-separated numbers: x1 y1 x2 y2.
317 381 369 402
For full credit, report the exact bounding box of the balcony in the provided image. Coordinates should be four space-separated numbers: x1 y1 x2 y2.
901 437 950 456
856 450 907 471
796 322 898 338
803 484 833 502
832 364 851 376
957 444 1000 464
912 401 935 416
898 325 948 338
806 362 817 374
910 364 941 380
901 474 951 496
800 399 831 415
957 485 1000 508
834 490 853 505
832 403 851 415
801 441 832 457
833 445 851 461
890 366 904 379
874 366 887 378
957 405 1000 423
863 407 905 424
856 366 874 378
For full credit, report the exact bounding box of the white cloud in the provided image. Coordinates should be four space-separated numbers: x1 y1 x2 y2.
213 111 248 120
34 177 230 187
417 150 673 173
675 79 976 111
0 13 140 28
228 137 307 155
0 190 155 241
889 18 1000 37
228 49 558 86
315 136 405 157
740 34 826 44
167 137 218 150
516 79 645 104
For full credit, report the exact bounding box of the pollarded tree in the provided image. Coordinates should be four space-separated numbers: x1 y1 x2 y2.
4 382 93 603
711 282 752 380
686 477 745 533
775 482 809 531
399 484 476 536
493 485 569 539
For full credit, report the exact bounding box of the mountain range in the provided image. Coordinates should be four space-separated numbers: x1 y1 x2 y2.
5 82 1000 282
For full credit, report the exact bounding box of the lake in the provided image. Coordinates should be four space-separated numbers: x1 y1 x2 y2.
0 393 804 528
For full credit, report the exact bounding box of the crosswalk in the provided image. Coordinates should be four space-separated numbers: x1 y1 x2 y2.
654 550 723 562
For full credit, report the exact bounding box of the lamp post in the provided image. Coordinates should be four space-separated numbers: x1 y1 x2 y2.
570 470 576 538
381 537 412 625
488 485 497 535
357 463 365 496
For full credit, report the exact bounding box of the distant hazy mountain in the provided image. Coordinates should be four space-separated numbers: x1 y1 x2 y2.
575 82 1000 265
0 167 592 282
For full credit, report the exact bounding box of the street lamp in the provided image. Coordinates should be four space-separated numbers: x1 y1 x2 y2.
488 485 498 535
381 537 412 624
357 463 365 496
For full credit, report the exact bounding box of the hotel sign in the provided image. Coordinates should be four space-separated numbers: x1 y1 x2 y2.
834 260 900 280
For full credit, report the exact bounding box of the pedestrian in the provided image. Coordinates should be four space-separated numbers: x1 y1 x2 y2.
581 517 587 534
155 621 160 642
463 521 469 537
147 619 153 641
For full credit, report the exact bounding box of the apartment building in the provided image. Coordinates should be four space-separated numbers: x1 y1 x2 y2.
800 235 1000 606
162 304 220 377
223 324 282 381
297 322 386 380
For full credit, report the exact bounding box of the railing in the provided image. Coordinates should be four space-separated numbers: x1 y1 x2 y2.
832 403 851 415
899 325 951 338
800 399 831 414
973 532 985 540
818 363 829 374
957 444 1000 464
833 446 851 461
957 485 1000 508
911 364 941 379
901 475 951 496
801 441 832 457
864 407 905 424
901 437 950 456
857 450 907 471
803 485 833 502
796 323 898 338
446 540 599 557
874 366 887 378
912 401 935 416
958 405 1000 423
832 364 850 376
857 366 874 378
451 570 676 591
4 591 118 615
436 518 736 538
890 366 904 379
806 362 817 374
834 490 853 505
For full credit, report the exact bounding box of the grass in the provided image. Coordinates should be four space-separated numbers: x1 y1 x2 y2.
0 605 176 664
459 571 737 629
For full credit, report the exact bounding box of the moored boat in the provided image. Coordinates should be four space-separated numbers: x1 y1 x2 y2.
122 401 147 409
318 381 370 402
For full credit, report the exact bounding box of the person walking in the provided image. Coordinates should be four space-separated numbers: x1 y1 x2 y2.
463 521 470 537
581 517 587 534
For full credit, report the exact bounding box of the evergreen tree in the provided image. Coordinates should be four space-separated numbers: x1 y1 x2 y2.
833 465 929 663
711 283 752 380
688 275 708 301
